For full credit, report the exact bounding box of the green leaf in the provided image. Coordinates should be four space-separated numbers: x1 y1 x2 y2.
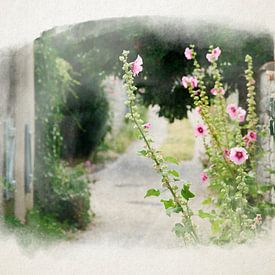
138 149 148 156
168 169 180 178
198 209 213 219
211 220 221 233
144 189 160 198
202 197 212 205
166 205 183 216
164 156 179 165
161 199 174 209
173 223 185 237
181 184 195 200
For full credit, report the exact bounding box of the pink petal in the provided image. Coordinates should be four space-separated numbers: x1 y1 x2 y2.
206 53 213 62
213 47 221 59
184 47 193 60
135 55 143 66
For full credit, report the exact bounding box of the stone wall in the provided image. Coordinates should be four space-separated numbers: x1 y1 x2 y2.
257 62 275 198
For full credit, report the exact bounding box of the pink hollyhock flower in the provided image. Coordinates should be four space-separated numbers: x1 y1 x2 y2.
219 88 225 95
224 148 230 158
237 107 246 122
247 130 257 142
181 76 198 89
243 135 251 147
195 106 202 114
226 104 238 119
143 122 152 129
184 47 193 60
138 88 145 94
206 47 222 62
210 87 224 95
210 88 218 95
206 53 213 62
190 77 198 88
229 147 248 165
130 55 143 76
213 47 221 59
200 172 208 184
181 76 189 88
195 123 207 137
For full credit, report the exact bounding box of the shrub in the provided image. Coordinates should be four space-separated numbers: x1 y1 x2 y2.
45 163 91 230
2 209 68 246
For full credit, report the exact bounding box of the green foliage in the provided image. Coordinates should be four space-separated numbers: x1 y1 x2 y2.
34 33 91 230
51 17 273 122
3 209 69 247
45 163 91 229
181 184 195 201
163 156 179 165
144 189 160 198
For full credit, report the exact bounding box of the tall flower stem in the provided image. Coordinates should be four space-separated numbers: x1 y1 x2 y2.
120 51 199 243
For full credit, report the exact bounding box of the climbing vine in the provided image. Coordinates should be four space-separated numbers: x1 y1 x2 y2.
34 34 91 229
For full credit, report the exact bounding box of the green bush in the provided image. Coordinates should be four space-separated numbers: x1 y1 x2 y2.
45 163 91 230
2 209 69 246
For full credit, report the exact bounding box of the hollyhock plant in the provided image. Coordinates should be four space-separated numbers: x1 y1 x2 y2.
182 45 272 243
194 123 207 137
130 55 143 76
120 50 199 244
229 147 248 165
120 45 273 245
184 47 193 60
